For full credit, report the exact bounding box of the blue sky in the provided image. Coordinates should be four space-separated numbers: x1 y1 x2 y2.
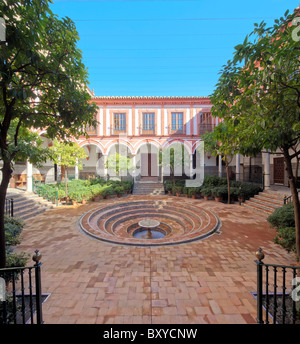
51 0 300 97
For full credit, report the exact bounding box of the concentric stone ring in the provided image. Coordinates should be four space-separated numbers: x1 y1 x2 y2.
78 199 222 246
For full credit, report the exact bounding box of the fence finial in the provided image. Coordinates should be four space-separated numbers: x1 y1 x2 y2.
32 250 42 264
256 247 265 262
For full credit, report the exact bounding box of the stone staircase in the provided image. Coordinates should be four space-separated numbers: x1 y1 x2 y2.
132 181 165 196
6 189 55 220
243 189 286 215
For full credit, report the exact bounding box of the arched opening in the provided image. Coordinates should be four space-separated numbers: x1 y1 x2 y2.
80 143 104 179
135 142 160 181
106 143 133 181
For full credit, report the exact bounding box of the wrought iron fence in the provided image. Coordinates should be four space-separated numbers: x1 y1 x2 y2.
5 197 14 217
255 248 300 324
0 250 44 324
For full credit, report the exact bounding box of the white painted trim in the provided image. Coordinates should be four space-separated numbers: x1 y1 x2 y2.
106 108 110 136
135 108 139 135
164 109 168 135
128 108 132 136
157 108 161 135
193 108 197 135
99 107 103 136
186 108 190 135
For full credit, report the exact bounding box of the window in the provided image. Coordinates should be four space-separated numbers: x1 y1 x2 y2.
143 113 154 132
171 112 183 131
114 113 126 132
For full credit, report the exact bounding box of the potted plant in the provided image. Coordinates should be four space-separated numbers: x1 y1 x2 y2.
183 187 189 198
212 186 227 202
114 186 124 198
172 185 182 197
188 187 197 199
201 187 211 201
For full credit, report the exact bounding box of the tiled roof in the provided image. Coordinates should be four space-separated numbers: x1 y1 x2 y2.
93 96 209 99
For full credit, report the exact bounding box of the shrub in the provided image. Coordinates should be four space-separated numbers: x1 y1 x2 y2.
4 215 29 270
172 186 182 194
114 186 125 196
188 187 199 196
267 203 295 229
202 175 221 187
200 186 212 197
164 180 173 192
212 185 227 199
267 203 296 256
273 227 296 254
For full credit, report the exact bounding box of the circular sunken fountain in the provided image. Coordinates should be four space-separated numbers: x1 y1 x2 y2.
78 199 221 246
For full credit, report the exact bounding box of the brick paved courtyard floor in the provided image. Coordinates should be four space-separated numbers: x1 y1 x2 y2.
16 195 297 324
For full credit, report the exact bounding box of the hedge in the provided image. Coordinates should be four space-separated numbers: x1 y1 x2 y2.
267 203 296 255
36 178 133 203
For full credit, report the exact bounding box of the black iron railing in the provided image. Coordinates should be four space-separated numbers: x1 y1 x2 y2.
5 197 14 217
0 250 44 324
255 248 300 324
284 191 300 205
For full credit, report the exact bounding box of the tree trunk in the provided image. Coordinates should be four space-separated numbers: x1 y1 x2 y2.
283 147 300 261
0 161 13 268
226 161 231 204
65 167 68 200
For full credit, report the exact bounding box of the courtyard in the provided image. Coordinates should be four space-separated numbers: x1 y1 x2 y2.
15 194 296 324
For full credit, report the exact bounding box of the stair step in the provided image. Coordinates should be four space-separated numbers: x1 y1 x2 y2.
250 197 282 208
244 200 277 212
254 194 284 205
6 190 55 220
243 203 273 215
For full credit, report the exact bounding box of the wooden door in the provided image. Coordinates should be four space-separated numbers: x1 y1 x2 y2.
273 157 284 184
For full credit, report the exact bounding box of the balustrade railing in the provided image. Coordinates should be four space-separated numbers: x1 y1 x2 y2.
255 248 300 324
0 250 44 324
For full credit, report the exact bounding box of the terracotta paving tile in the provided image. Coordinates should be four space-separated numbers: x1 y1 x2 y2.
16 195 297 324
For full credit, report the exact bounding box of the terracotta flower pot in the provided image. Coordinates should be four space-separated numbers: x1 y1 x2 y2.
191 194 196 199
82 199 86 205
215 197 221 202
204 196 209 201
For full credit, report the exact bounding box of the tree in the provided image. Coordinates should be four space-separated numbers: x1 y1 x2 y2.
0 0 97 267
49 139 87 199
106 152 133 180
210 9 300 259
202 122 239 203
160 143 190 186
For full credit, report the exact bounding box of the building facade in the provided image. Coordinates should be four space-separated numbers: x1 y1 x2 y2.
8 96 297 191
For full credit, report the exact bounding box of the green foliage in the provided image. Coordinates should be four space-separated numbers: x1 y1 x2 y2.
4 215 29 269
211 185 228 198
188 187 200 196
200 186 212 197
268 203 295 229
106 153 133 176
43 178 133 203
172 186 182 195
49 139 87 169
0 0 97 267
273 227 296 254
267 203 296 255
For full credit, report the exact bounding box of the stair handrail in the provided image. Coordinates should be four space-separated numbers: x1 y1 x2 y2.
283 190 300 205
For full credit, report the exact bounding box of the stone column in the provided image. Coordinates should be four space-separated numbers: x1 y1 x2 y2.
264 151 271 190
75 160 79 180
218 155 222 178
26 160 33 192
103 155 108 180
189 153 194 179
131 155 136 182
236 154 240 181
